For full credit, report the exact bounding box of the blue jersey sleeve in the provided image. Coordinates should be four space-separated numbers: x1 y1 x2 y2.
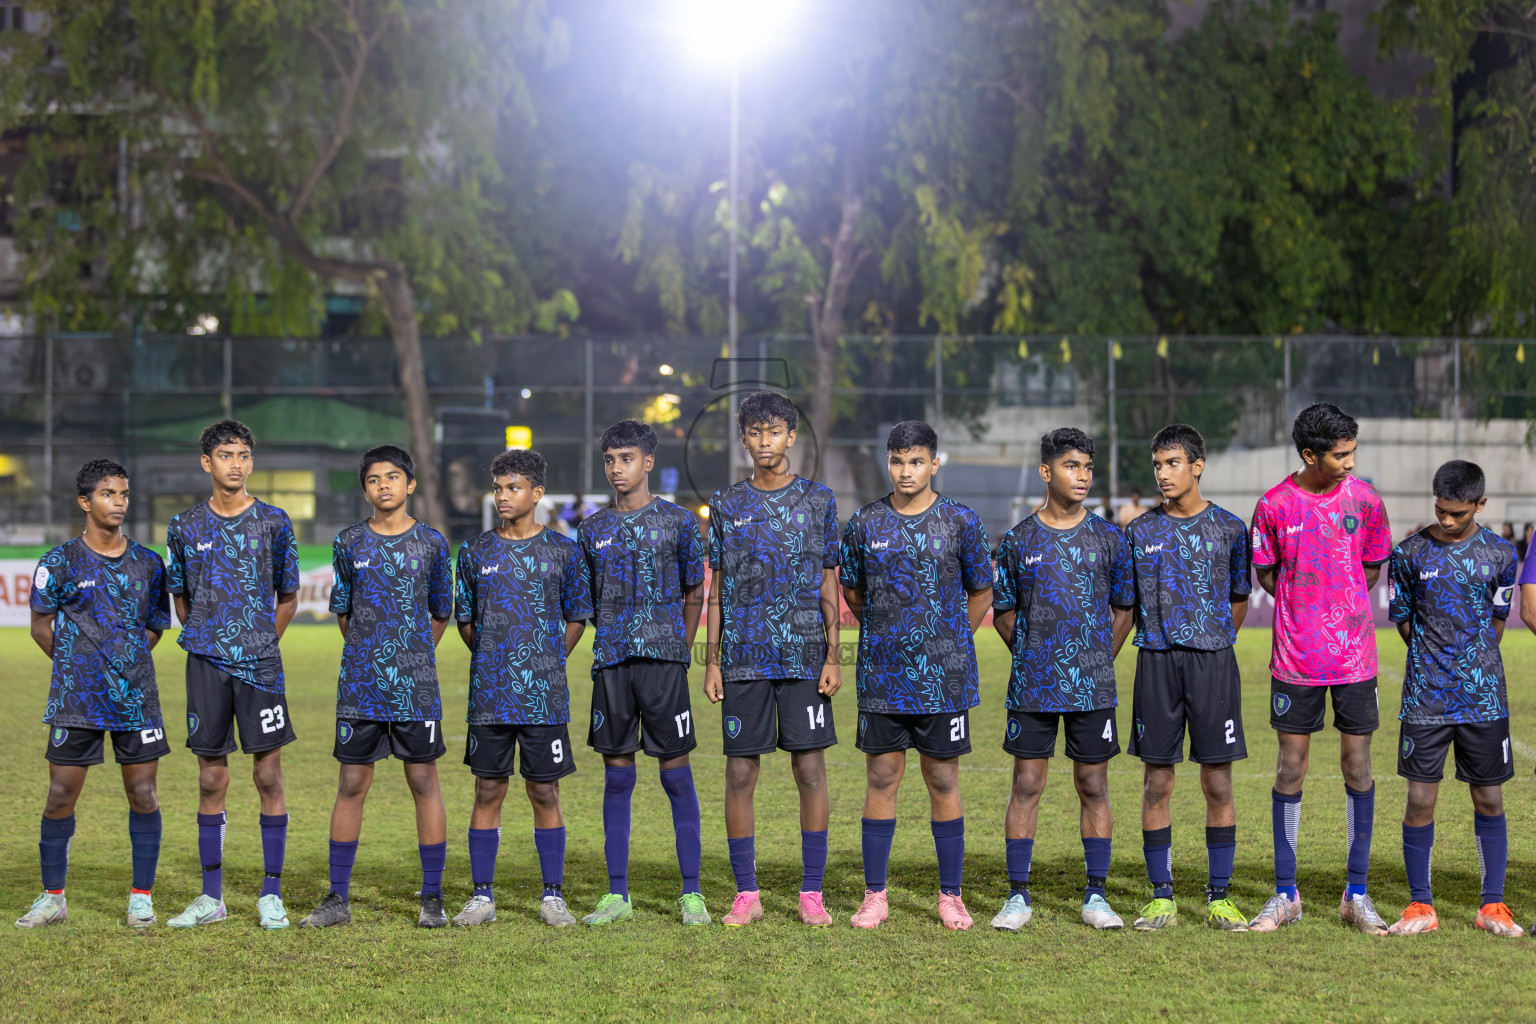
29 550 64 614
992 533 1018 612
678 513 706 589
707 496 724 570
428 535 454 620
1493 546 1517 621
1108 528 1135 609
822 495 840 570
959 510 993 592
165 520 187 595
454 542 476 623
1388 545 1413 624
146 554 173 631
1229 519 1253 599
329 535 353 616
562 541 596 622
838 518 863 590
274 515 300 595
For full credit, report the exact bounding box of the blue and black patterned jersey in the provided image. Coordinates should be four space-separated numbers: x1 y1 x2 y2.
456 528 594 725
1388 527 1516 724
994 512 1134 713
330 520 453 722
579 499 706 672
708 476 839 682
166 499 300 693
839 494 993 715
1127 504 1252 651
31 538 172 731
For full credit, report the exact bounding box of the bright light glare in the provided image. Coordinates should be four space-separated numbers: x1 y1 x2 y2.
659 363 674 376
676 0 800 67
520 387 532 399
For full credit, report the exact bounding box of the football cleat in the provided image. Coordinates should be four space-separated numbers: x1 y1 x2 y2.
1474 902 1523 937
937 892 972 931
723 891 763 927
797 891 832 927
1339 891 1388 936
582 893 633 926
15 892 67 929
539 895 577 927
126 892 156 930
1081 893 1124 930
1205 897 1249 932
298 891 351 928
1133 897 1178 931
452 894 496 927
168 893 227 929
678 892 711 926
1387 901 1439 935
417 893 447 928
849 888 889 929
1248 892 1302 932
991 894 1034 932
257 893 290 930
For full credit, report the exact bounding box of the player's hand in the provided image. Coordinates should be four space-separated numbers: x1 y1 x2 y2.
817 661 842 697
704 664 725 704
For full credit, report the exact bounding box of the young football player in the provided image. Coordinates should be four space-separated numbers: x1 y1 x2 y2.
16 460 172 929
298 446 454 929
1385 461 1521 937
165 419 301 930
1123 425 1252 932
579 419 709 926
451 449 592 928
703 392 841 928
1248 403 1392 934
841 420 993 930
990 428 1134 932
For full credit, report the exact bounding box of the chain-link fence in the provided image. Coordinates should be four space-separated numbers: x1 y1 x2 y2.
0 333 1532 546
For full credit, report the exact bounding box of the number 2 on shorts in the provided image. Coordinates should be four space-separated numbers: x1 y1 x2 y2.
259 705 286 734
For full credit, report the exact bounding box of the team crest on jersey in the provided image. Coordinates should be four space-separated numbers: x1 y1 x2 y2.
1478 562 1493 579
592 709 605 731
1342 515 1359 535
647 528 661 544
1272 694 1291 717
337 722 354 744
725 716 742 739
249 537 261 551
1087 551 1098 564
187 713 200 735
793 510 809 528
930 537 946 554
1006 718 1020 740
50 727 67 747
408 556 421 574
537 559 553 577
1402 736 1414 757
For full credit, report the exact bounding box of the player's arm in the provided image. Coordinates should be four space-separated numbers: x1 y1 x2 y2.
336 613 349 638
274 589 298 638
1363 564 1382 590
458 620 476 650
842 584 865 624
174 593 191 626
1522 584 1536 637
967 586 993 633
817 568 842 697
564 619 584 656
30 610 54 658
1230 599 1249 631
703 567 725 703
145 628 163 651
681 578 705 649
1396 618 1412 644
1111 605 1134 657
993 608 1015 647
1388 547 1413 646
430 615 450 645
1255 564 1278 597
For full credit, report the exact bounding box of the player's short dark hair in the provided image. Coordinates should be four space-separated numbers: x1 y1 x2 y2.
76 458 128 496
491 448 547 490
600 419 657 456
1040 427 1094 464
199 419 254 456
1152 423 1206 464
738 391 798 434
1291 402 1357 459
886 420 938 456
357 444 414 488
1432 459 1485 503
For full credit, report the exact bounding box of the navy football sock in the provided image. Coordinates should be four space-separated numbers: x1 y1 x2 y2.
659 765 702 894
1005 836 1033 901
1344 783 1374 897
602 765 636 898
800 830 828 893
419 841 446 898
1082 836 1111 900
861 817 896 891
932 817 965 896
258 813 287 898
1206 825 1236 896
1403 821 1434 904
467 827 500 899
1142 826 1173 900
128 809 161 893
728 835 757 893
533 826 565 897
197 811 226 899
40 815 74 892
328 839 358 902
1271 789 1301 897
1474 813 1507 905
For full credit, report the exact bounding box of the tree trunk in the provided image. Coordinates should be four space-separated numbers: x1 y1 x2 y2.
378 267 449 531
808 127 867 475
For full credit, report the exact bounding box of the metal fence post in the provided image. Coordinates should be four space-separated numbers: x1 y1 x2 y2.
1283 336 1292 440
583 337 594 494
1107 337 1118 502
1453 338 1462 458
42 330 54 538
934 337 944 428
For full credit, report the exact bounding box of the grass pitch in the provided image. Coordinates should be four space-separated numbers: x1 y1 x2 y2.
3 626 1536 1023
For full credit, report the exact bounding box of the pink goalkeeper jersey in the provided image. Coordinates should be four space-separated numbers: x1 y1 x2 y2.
1251 474 1392 685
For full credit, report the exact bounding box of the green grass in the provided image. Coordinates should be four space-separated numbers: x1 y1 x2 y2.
4 627 1536 1023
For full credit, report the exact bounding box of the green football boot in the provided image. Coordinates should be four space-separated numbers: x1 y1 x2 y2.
1205 892 1249 932
582 893 633 926
678 892 711 926
1133 897 1179 931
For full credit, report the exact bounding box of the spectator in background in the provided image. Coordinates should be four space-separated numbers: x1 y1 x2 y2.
1501 522 1516 546
1117 487 1147 527
1519 524 1531 563
560 492 598 534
